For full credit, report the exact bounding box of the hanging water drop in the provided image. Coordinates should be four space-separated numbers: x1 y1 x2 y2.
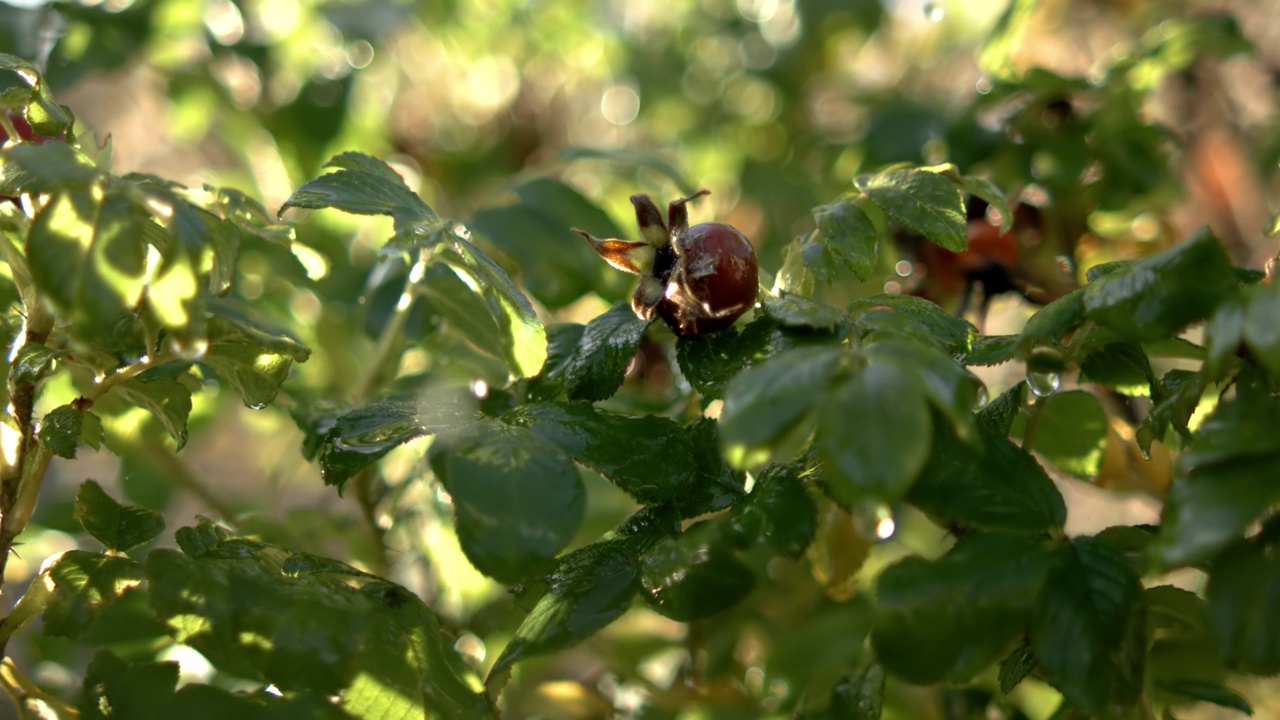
1027 370 1061 398
923 2 944 21
974 384 990 409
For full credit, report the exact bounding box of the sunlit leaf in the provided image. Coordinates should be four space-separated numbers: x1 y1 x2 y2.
1024 390 1108 479
560 302 651 401
44 550 143 640
111 372 194 449
761 292 845 332
848 294 976 354
147 520 494 718
446 236 547 379
856 165 966 252
729 462 815 557
201 312 310 409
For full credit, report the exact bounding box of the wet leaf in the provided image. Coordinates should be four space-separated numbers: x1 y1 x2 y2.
675 316 775 400
202 313 310 409
561 302 651 401
313 389 478 490
1137 370 1204 456
856 165 967 252
1018 288 1085 355
428 419 584 583
1032 537 1146 716
964 334 1019 366
872 533 1054 684
9 341 61 388
1078 341 1155 396
1082 229 1236 342
503 401 698 505
639 520 753 621
729 462 815 557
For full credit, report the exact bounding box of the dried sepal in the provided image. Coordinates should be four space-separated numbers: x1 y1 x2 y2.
666 189 711 246
630 194 668 247
573 228 656 275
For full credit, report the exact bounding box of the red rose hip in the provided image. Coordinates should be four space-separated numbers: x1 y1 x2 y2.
573 189 759 337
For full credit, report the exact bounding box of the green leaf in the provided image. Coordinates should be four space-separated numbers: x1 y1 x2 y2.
314 389 477 490
812 196 878 281
503 401 698 505
1018 288 1086 354
1206 523 1280 675
639 520 754 621
1152 395 1280 567
146 521 494 718
44 550 144 640
420 262 509 364
1032 537 1147 716
1156 680 1253 716
25 186 148 339
847 294 976 354
9 341 61 387
112 372 193 449
202 313 310 409
999 642 1039 694
761 292 845 332
74 479 165 552
1241 279 1280 377
79 650 350 720
1082 229 1237 342
729 462 816 557
444 235 547 379
1 142 97 194
871 532 1054 684
869 340 983 440
964 334 1019 366
979 382 1028 437
428 419 584 583
720 346 842 469
955 176 1013 231
675 316 775 400
909 415 1066 533
1026 390 1108 478
828 664 885 720
1137 370 1204 456
680 417 747 516
856 165 967 251
38 404 101 459
562 302 651 401
488 539 641 684
1079 341 1155 396
279 152 441 246
819 361 930 506
1204 294 1244 381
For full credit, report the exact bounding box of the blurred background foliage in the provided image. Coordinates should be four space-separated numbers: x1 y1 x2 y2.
0 0 1278 718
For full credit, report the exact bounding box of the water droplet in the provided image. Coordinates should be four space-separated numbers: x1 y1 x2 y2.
923 2 944 21
852 503 896 542
471 379 489 399
1139 445 1152 462
1027 370 1061 398
974 384 990 409
452 223 472 240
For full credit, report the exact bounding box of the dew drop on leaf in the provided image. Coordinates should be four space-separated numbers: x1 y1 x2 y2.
1027 370 1060 398
974 384 990 409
